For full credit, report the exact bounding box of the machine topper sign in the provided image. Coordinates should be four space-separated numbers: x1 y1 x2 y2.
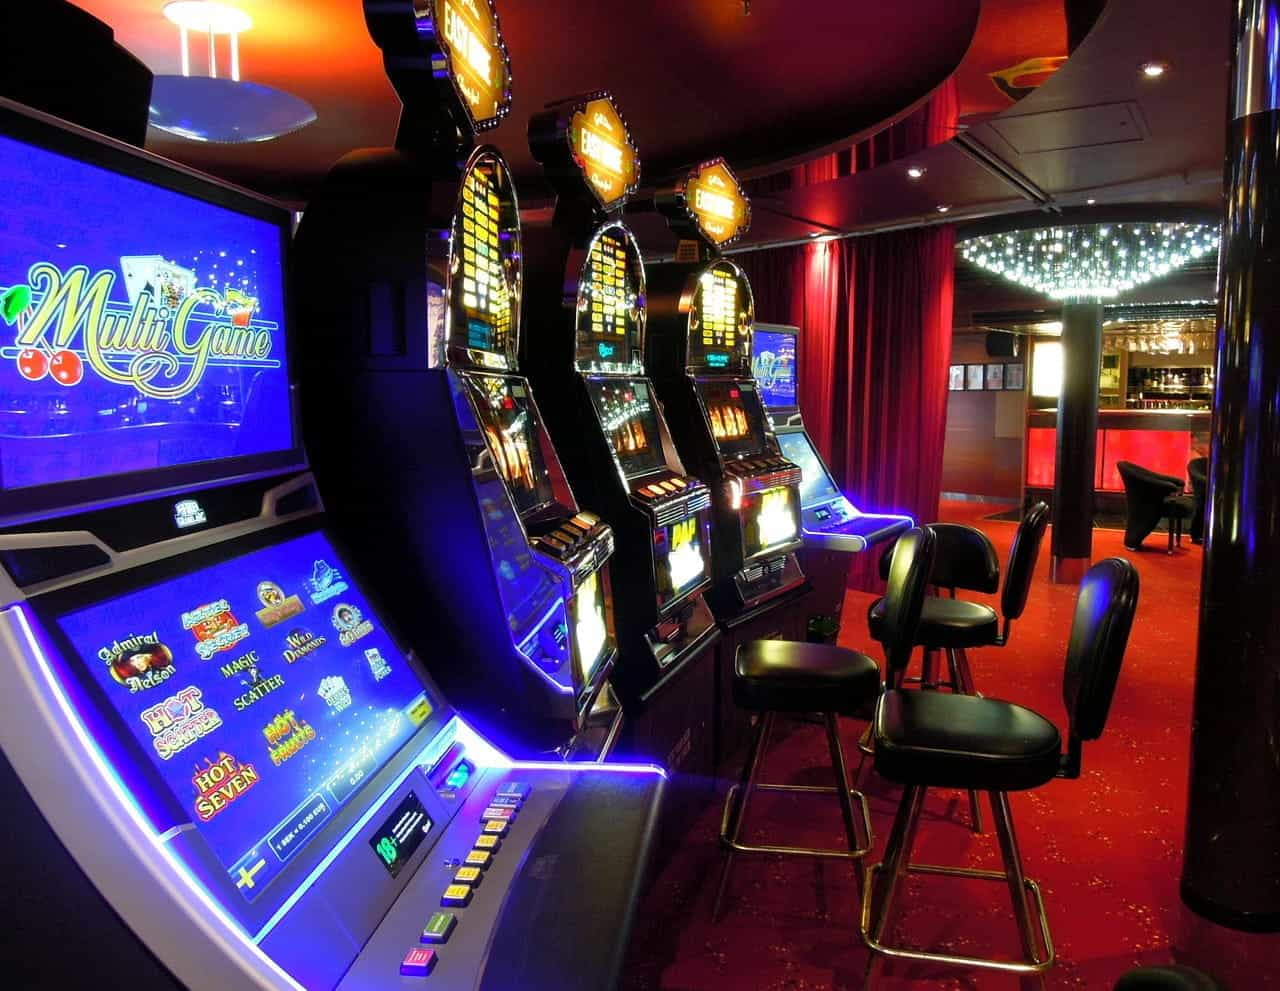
568 96 640 211
683 159 751 247
433 0 512 130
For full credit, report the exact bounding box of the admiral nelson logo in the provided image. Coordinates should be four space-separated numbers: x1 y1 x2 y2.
332 603 373 646
254 580 305 628
307 559 348 604
0 255 279 399
183 599 250 659
100 633 175 693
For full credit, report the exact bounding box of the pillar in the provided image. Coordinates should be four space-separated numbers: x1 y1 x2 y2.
1049 299 1102 583
1181 0 1280 932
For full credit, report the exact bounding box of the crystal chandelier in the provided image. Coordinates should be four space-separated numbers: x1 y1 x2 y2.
958 222 1220 300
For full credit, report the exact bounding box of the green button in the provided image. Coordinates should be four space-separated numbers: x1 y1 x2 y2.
421 911 456 945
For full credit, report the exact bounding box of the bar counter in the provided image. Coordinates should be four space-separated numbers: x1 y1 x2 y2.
1027 408 1210 494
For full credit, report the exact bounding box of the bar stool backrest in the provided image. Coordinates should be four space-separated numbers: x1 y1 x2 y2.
1001 500 1050 622
881 526 937 685
1062 557 1140 760
877 524 998 594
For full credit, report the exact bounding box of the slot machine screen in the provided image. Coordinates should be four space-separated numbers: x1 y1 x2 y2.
653 513 709 608
465 373 557 517
51 529 434 905
450 152 521 365
695 378 769 459
586 377 665 477
570 568 610 688
742 485 800 558
0 112 296 510
686 261 753 372
777 431 841 507
752 328 798 410
575 225 645 370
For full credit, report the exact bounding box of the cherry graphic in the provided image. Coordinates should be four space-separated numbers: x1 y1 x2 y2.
16 348 48 381
49 349 84 386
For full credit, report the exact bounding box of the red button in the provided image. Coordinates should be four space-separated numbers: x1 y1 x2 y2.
401 947 436 977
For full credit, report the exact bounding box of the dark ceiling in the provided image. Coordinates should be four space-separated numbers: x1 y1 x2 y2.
76 0 981 197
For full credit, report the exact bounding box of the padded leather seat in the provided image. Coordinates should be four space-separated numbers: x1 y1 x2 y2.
873 690 1062 792
868 596 999 649
734 640 880 715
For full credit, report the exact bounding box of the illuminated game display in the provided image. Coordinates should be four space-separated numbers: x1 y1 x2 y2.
585 378 665 476
688 261 754 371
449 151 521 368
430 0 512 130
678 158 752 248
54 530 432 905
568 97 640 211
576 227 645 370
464 374 555 513
752 327 798 410
0 129 293 501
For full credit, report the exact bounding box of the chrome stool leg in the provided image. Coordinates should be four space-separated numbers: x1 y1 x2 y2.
713 711 771 921
859 787 1055 979
861 784 926 988
945 647 985 835
715 711 874 921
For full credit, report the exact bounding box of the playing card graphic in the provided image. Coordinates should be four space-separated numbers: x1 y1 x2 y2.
120 255 196 308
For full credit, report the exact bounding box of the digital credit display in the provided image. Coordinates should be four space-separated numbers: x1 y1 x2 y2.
575 226 644 371
586 377 665 477
777 430 841 507
54 529 433 902
451 153 521 367
752 329 798 411
687 261 754 373
465 373 556 517
0 129 293 494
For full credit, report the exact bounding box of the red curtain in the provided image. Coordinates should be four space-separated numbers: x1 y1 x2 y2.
738 81 958 588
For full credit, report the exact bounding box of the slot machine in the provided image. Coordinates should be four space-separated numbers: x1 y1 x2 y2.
522 93 720 782
643 159 810 762
293 0 622 759
752 322 912 633
0 95 662 990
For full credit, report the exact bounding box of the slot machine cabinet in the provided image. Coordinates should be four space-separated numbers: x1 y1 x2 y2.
522 93 720 795
293 0 622 759
752 323 912 637
0 92 662 991
643 160 810 764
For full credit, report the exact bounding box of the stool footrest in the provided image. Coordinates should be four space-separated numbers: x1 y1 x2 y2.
859 860 1055 974
718 782 874 859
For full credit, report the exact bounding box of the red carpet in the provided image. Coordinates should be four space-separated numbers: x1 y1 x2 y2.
623 502 1280 989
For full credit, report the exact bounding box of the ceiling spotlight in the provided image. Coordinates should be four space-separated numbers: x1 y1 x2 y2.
1087 198 1097 205
906 165 927 180
936 205 951 214
1140 60 1169 79
163 1 252 34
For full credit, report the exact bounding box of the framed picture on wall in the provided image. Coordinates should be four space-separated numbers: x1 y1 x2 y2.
966 364 985 390
1005 363 1025 390
986 363 1005 390
949 364 965 390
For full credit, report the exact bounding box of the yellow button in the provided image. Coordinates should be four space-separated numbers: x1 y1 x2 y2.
454 866 483 885
474 834 501 850
465 849 492 868
483 820 509 836
441 884 473 907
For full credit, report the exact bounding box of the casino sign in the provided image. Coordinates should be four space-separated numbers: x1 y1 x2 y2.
431 0 513 132
681 159 751 248
568 96 640 211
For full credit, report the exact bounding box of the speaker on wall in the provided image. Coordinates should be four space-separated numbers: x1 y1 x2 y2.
986 331 1019 358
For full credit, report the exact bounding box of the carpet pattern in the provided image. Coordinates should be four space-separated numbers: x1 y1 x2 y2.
622 502 1278 990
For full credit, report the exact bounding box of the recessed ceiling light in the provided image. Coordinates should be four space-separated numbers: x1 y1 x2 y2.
163 1 253 35
906 165 926 180
1140 60 1169 79
936 205 951 214
1087 198 1097 205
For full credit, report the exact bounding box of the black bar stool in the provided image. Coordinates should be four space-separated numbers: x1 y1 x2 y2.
860 557 1139 982
866 502 1050 832
713 527 937 921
